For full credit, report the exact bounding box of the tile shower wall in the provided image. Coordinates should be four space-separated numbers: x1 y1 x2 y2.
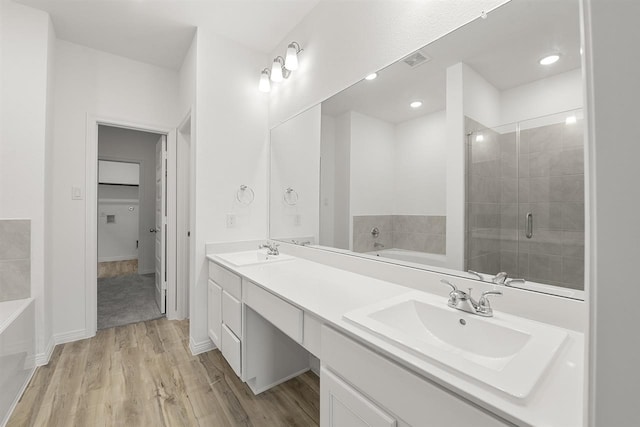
0 220 31 302
353 215 446 254
466 118 504 274
466 116 585 290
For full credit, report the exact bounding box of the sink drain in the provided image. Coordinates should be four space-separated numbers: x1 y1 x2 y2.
459 319 466 326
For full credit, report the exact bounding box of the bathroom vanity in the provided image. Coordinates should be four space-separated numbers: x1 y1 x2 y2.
206 249 583 427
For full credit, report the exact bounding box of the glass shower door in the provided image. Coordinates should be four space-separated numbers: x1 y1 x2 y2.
466 110 585 291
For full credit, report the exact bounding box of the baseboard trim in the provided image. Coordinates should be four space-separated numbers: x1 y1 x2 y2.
189 336 215 355
54 328 93 346
35 336 55 366
1 365 35 427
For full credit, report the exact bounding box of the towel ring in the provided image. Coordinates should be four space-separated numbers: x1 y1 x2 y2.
236 185 255 205
283 187 298 206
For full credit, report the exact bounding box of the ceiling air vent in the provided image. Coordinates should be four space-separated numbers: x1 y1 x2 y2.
403 51 431 68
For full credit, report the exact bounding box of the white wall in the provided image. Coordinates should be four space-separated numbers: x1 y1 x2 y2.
51 40 179 339
269 105 321 241
501 68 582 125
190 27 269 349
585 0 640 425
394 110 447 215
98 126 160 273
462 63 502 128
319 114 336 247
349 112 395 216
333 112 351 250
0 1 55 361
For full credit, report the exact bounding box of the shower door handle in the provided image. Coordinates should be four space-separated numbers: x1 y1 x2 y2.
525 213 533 239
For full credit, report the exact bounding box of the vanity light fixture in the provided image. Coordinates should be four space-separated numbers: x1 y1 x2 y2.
539 54 560 65
271 56 286 82
565 115 577 125
259 41 304 92
285 42 302 71
410 100 423 109
365 73 378 81
259 68 271 93
475 134 485 142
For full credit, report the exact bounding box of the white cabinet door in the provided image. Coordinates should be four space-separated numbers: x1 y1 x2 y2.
321 367 397 427
208 280 222 347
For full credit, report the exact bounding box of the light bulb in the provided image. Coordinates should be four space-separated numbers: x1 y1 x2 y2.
365 73 377 81
410 100 423 109
271 58 283 82
539 54 560 65
475 134 484 142
285 44 299 71
565 115 577 125
259 69 271 92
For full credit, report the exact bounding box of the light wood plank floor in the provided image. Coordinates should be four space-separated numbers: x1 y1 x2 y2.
8 318 320 427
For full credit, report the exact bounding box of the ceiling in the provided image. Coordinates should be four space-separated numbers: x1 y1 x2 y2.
16 0 321 69
322 0 581 124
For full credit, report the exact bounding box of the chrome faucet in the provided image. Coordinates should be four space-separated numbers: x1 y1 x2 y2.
440 279 502 317
258 242 280 256
291 239 311 246
468 270 526 287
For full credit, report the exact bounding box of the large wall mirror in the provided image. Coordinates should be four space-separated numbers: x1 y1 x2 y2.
269 0 586 300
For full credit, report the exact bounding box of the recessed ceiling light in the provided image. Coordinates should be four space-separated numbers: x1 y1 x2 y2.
539 54 560 65
410 100 423 109
365 73 377 81
565 115 577 125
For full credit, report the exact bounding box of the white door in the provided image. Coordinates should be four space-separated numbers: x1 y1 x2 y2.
155 135 167 313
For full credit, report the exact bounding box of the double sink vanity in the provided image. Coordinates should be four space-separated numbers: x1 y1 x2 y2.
206 244 584 427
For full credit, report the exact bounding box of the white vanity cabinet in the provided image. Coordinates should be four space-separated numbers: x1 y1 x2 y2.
322 366 398 427
208 261 243 377
321 326 512 427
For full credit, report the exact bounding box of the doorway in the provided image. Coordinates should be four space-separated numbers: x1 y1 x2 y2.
96 125 166 329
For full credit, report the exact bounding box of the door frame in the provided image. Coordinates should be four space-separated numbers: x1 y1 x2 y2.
86 114 181 337
176 110 193 319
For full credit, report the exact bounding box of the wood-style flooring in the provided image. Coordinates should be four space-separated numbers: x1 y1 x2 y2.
8 318 320 427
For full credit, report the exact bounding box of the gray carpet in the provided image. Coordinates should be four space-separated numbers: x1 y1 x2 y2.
98 273 164 330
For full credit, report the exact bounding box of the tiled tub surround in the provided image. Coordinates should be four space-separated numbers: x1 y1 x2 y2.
0 220 30 302
466 115 585 290
352 215 446 254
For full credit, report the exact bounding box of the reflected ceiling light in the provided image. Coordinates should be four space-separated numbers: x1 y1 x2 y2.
259 68 271 93
539 54 560 65
475 134 484 142
285 42 302 71
565 115 577 125
410 100 423 109
365 73 378 81
260 41 303 91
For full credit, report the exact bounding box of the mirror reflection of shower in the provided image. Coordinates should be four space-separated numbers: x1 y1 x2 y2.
465 109 585 291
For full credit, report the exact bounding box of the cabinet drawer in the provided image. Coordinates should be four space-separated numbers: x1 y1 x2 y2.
207 280 222 347
244 280 303 343
222 290 242 338
221 324 241 377
209 262 241 299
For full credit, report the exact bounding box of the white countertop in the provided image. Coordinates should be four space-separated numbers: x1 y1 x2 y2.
206 253 584 427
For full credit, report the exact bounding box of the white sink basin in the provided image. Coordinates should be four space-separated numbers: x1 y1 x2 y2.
214 250 295 267
344 291 567 398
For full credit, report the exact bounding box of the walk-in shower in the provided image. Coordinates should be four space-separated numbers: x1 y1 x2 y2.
466 109 585 291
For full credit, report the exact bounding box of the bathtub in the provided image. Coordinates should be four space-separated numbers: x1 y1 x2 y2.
366 248 448 268
0 298 35 427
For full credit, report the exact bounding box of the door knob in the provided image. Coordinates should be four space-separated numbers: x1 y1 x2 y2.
150 228 158 233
